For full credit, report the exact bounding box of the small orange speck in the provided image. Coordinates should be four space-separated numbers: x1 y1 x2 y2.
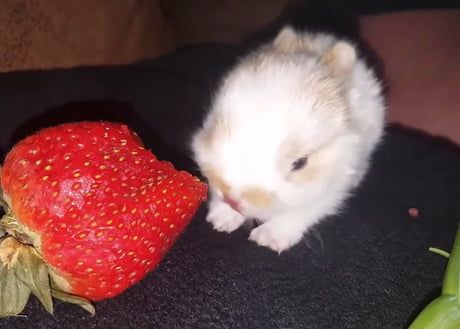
40 209 47 215
64 154 71 161
96 231 104 238
112 192 119 197
85 249 92 255
44 165 52 171
111 177 118 182
35 159 43 165
95 259 103 264
163 218 169 222
84 161 90 166
52 191 58 198
134 160 141 164
122 234 128 239
104 155 110 160
77 233 87 239
112 209 119 215
118 157 126 162
143 209 149 214
113 149 120 153
106 219 113 225
166 203 171 208
90 221 98 228
154 213 160 218
76 261 84 266
99 211 106 216
127 251 135 256
162 188 168 194
86 268 94 273
99 165 107 170
85 192 94 197
72 183 81 190
51 180 58 187
169 224 176 229
94 174 102 179
131 208 137 214
140 222 147 227
107 236 114 242
132 236 138 241
73 172 81 178
42 175 49 181
117 223 123 228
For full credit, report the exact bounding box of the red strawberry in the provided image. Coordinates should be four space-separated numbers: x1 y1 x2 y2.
0 121 207 317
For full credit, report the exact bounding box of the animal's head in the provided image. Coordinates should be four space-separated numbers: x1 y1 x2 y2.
192 27 361 217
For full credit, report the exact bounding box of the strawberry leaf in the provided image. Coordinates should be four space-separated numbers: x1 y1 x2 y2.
0 214 32 245
0 260 31 317
13 244 54 315
51 288 96 317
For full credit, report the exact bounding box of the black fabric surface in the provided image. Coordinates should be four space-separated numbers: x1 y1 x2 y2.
0 43 459 329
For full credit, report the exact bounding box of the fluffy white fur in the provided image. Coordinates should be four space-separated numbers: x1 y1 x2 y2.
191 26 386 253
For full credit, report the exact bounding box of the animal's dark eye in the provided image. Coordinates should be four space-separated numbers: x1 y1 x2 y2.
291 156 308 171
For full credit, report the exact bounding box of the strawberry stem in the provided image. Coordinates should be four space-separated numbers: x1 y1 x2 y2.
0 192 95 317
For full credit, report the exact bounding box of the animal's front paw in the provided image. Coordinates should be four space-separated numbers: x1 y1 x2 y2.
249 221 304 254
206 200 246 233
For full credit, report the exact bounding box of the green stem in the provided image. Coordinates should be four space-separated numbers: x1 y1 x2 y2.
429 248 450 259
442 224 460 296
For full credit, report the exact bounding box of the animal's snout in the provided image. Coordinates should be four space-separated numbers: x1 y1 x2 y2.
241 187 273 208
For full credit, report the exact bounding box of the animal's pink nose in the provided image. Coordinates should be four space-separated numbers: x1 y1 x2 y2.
223 195 241 213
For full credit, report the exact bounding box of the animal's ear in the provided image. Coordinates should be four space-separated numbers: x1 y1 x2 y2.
322 40 357 77
273 26 301 52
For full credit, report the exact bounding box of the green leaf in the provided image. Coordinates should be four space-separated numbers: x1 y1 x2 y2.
51 289 96 317
13 245 54 315
0 261 31 317
408 295 460 329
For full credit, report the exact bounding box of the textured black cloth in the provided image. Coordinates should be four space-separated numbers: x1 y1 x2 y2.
0 43 459 329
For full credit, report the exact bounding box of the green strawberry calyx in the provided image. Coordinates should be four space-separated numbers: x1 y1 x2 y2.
0 188 96 318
